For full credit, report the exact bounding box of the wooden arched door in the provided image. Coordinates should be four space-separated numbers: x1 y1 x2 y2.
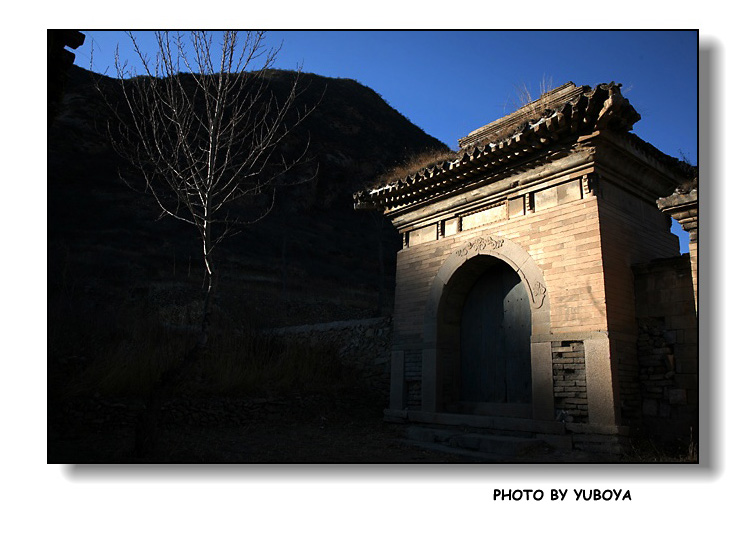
458 261 532 416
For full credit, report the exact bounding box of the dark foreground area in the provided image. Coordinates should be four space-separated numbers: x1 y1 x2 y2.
48 388 461 463
48 387 687 464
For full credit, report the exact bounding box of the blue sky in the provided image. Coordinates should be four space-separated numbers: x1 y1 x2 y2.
76 30 697 250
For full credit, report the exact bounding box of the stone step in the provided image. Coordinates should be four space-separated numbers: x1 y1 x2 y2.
398 439 517 462
400 410 566 436
451 433 545 456
405 426 551 460
399 437 617 463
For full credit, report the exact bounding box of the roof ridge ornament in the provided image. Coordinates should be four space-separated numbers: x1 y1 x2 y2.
593 81 641 132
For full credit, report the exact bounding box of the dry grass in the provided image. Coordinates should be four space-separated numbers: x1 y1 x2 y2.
49 294 357 401
369 78 562 191
372 147 456 189
622 434 698 463
202 330 355 396
505 75 556 123
51 304 194 398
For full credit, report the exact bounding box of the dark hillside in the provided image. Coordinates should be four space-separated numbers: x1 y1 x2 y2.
48 65 448 329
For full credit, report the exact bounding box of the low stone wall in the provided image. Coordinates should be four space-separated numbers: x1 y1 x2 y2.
272 316 393 394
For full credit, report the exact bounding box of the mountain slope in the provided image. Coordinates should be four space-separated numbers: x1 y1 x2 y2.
48 65 448 328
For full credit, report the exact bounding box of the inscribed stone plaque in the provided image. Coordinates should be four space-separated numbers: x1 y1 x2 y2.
461 204 507 231
443 217 460 237
534 186 558 211
508 197 525 219
408 224 437 246
557 180 582 204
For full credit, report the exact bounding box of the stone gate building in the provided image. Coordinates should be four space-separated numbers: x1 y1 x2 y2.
354 82 698 454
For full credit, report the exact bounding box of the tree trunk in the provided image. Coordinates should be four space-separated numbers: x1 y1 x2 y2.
134 231 215 458
199 220 215 349
199 263 214 349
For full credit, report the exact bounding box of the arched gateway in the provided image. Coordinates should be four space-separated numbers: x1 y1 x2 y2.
459 261 531 408
354 81 696 453
421 235 552 420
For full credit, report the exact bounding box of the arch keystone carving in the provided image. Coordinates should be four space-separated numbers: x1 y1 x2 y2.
455 236 504 257
436 233 549 312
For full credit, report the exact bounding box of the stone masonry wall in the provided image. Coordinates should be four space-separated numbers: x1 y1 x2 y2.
273 317 392 395
56 317 393 434
632 255 697 443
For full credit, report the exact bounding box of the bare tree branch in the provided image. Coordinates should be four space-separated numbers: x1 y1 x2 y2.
95 30 319 345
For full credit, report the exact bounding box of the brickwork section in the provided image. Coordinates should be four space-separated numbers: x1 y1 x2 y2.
393 194 611 408
503 197 608 332
552 341 589 423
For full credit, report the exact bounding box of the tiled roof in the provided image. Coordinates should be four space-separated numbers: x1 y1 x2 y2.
457 82 585 147
354 82 642 212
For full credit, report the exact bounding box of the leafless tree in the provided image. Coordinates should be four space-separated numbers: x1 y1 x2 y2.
93 31 317 457
103 31 315 347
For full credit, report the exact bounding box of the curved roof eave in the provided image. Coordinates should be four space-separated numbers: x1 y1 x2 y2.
355 82 659 212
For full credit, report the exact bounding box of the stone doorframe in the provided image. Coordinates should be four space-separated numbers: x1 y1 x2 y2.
420 234 555 421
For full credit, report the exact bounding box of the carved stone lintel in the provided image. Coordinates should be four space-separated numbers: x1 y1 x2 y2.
452 234 547 310
455 236 504 257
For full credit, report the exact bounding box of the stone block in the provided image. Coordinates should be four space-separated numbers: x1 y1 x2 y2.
668 389 687 405
557 179 583 204
675 374 698 390
642 398 658 416
443 217 460 237
675 360 698 374
389 350 406 410
534 185 559 211
461 204 507 230
667 314 697 330
508 196 525 218
408 224 438 246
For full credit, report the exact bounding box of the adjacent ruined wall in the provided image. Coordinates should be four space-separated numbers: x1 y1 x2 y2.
595 180 681 425
632 256 698 443
658 187 698 310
